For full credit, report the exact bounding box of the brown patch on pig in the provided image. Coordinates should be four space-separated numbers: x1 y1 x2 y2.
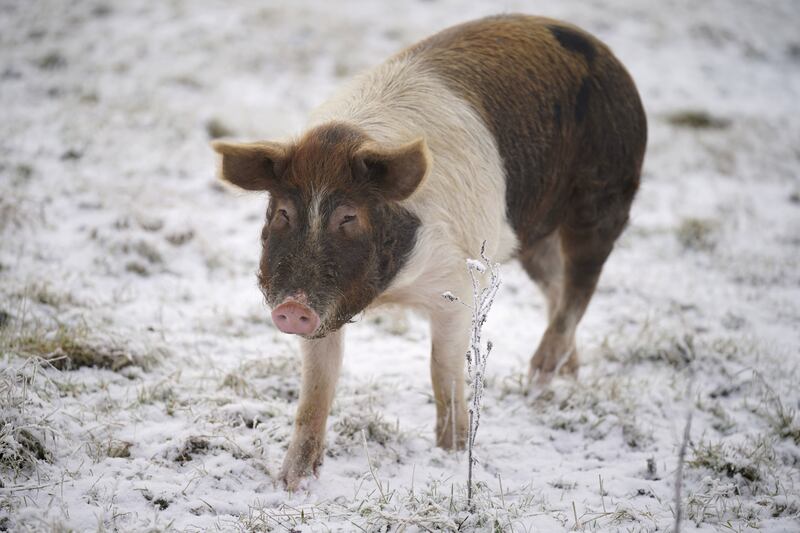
407 14 646 249
405 15 646 384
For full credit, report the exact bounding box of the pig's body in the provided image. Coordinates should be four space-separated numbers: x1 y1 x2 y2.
213 15 646 490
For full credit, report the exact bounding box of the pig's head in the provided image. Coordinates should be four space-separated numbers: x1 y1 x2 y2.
212 122 427 338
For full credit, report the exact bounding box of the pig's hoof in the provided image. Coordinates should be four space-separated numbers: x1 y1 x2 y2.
558 351 580 377
435 428 467 451
279 441 324 491
279 457 319 491
528 339 578 388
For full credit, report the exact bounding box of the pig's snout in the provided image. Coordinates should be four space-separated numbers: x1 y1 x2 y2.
271 297 320 336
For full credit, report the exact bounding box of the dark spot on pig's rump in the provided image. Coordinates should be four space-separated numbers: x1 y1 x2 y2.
553 102 562 129
575 78 590 123
548 25 596 64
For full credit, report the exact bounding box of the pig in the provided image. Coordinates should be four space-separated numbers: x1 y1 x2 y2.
212 14 647 490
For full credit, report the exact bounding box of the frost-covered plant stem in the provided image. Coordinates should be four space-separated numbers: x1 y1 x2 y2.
674 409 692 533
674 371 695 533
444 241 501 509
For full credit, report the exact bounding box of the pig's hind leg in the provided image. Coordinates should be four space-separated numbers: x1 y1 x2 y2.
520 231 580 381
527 186 634 385
519 232 564 323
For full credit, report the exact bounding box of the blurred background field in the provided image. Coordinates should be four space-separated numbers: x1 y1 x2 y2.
1 1 799 531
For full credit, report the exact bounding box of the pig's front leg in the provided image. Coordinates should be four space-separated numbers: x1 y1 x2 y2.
280 329 344 491
430 304 470 450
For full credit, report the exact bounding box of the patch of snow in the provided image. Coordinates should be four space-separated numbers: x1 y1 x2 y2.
1 0 799 531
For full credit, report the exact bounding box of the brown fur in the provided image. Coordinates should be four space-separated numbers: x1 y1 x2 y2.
214 122 424 337
407 15 646 247
405 15 647 380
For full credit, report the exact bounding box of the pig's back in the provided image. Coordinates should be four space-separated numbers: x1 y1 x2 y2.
406 14 647 245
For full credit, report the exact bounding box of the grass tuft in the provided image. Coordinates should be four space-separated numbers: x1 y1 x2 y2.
602 325 698 369
237 477 545 532
676 218 719 251
9 324 152 371
332 410 402 451
93 438 133 460
0 357 60 483
688 440 763 483
174 437 210 464
665 110 731 130
1 302 162 372
751 371 800 445
220 356 300 402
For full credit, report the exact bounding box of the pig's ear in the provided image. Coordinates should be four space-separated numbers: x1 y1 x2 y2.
211 140 289 191
353 138 430 201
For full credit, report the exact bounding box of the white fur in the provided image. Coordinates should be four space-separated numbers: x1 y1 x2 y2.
307 184 328 239
281 47 522 478
309 54 519 309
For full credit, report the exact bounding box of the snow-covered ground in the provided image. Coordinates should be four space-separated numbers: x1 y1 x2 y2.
1 0 799 531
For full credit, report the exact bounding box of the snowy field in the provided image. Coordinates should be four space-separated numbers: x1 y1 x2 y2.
2 0 800 531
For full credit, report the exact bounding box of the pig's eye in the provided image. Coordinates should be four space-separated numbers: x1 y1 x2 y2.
271 206 292 230
330 205 359 235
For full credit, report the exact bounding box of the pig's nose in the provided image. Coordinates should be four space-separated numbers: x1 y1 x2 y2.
271 299 320 336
